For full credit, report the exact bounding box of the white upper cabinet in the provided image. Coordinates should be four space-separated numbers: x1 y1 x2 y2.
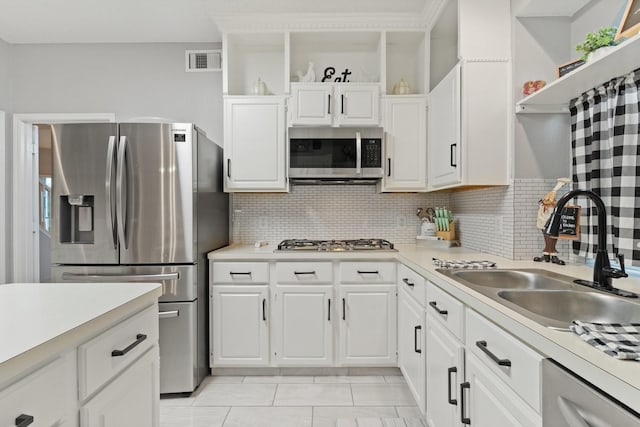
290 83 380 127
223 96 288 192
380 96 427 191
427 0 511 191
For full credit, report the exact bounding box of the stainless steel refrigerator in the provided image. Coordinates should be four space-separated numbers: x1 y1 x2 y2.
50 122 229 394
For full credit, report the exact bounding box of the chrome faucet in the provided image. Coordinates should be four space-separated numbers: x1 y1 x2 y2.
544 189 634 298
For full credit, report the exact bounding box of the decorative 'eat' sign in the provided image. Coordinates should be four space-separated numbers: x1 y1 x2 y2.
322 67 352 82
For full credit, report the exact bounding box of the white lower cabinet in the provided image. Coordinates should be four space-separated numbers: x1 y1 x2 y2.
81 347 159 427
398 286 425 413
425 312 464 427
0 302 159 427
211 285 270 366
0 352 77 427
339 285 397 365
463 352 540 427
272 285 333 365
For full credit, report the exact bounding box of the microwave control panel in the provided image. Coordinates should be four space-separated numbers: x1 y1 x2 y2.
362 139 382 168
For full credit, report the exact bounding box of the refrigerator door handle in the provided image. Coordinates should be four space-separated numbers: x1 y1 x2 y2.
61 272 180 282
105 135 117 249
116 135 128 249
159 310 180 319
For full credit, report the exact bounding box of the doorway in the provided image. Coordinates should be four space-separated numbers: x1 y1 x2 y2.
11 113 115 283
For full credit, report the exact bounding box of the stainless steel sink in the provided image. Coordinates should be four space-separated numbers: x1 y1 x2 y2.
498 290 640 330
446 269 570 290
436 268 640 330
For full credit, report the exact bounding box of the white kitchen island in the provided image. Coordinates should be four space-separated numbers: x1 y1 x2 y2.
0 282 162 427
209 244 640 420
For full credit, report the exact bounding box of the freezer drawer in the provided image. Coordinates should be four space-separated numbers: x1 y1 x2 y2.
542 359 640 426
51 264 197 302
159 301 198 394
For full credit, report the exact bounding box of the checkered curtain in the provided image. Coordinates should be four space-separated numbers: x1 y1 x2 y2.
570 68 640 265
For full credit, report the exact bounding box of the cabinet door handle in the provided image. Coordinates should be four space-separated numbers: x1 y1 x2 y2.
15 414 34 427
429 301 448 316
414 325 422 354
476 340 511 367
447 367 458 405
227 158 231 178
387 158 391 177
263 298 267 321
450 143 457 167
328 298 331 321
111 333 147 357
402 278 414 287
294 271 316 276
460 382 471 424
328 94 331 114
341 94 345 114
342 298 346 320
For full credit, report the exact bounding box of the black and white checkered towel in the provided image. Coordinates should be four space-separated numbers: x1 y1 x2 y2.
571 321 640 360
432 258 496 269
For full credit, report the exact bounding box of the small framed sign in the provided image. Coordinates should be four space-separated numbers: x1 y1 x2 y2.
558 205 581 240
557 59 585 78
616 0 640 40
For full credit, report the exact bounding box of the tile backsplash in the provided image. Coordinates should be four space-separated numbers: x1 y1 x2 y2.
231 179 573 262
231 185 449 245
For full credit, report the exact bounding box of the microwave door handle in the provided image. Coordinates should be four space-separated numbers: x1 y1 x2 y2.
356 132 362 175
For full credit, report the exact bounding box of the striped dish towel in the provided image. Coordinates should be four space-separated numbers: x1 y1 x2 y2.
571 321 640 360
432 257 496 269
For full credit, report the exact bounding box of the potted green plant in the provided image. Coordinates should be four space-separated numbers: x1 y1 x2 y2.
575 27 619 61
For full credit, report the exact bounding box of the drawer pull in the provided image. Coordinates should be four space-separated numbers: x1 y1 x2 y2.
447 367 458 405
414 325 422 354
460 382 471 424
294 271 316 276
229 271 252 276
357 270 379 275
429 301 448 316
111 333 147 357
476 340 511 367
15 414 34 427
402 278 414 287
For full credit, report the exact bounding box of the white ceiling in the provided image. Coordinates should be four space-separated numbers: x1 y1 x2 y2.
0 0 431 44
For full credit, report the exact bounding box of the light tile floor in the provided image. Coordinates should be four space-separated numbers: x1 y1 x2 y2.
160 375 425 427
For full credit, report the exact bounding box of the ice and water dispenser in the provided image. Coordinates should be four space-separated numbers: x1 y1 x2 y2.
58 195 95 244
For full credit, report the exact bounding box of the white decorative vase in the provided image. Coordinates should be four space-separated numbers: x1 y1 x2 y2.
586 45 616 62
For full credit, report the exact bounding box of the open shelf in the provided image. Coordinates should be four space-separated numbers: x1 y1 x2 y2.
516 33 640 113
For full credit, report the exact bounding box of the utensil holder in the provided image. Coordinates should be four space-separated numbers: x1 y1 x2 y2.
436 221 455 240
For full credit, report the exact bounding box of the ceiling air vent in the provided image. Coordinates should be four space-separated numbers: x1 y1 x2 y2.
185 50 222 72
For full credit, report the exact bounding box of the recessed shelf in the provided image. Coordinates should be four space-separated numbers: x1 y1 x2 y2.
516 33 640 113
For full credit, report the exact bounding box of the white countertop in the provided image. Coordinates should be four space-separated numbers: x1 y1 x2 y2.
0 282 162 386
209 243 640 410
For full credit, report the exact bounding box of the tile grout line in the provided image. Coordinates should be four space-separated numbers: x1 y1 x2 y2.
272 383 279 406
221 406 231 427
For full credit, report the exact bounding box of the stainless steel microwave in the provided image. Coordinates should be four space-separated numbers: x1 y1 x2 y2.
289 133 383 180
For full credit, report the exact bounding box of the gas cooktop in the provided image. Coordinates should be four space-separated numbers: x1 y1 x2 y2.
276 239 396 252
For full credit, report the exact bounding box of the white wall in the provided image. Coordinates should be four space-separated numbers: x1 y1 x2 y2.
10 42 223 143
